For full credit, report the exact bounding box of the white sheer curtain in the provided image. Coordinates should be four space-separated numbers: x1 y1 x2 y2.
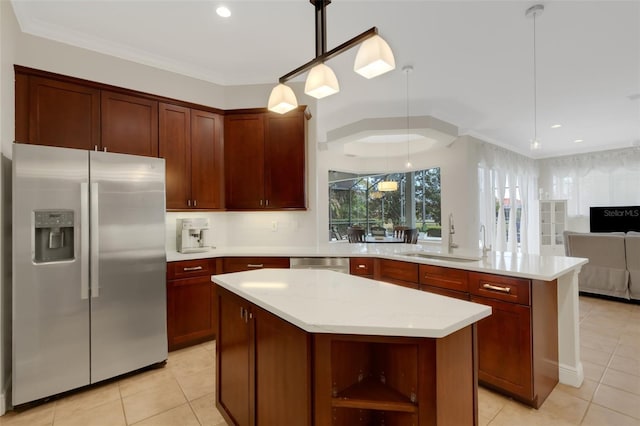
538 147 640 219
478 143 539 254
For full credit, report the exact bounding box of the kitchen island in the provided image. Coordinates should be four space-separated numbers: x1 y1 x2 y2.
212 268 491 426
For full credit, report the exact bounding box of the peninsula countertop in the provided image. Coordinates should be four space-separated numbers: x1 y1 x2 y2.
211 268 492 338
169 242 588 281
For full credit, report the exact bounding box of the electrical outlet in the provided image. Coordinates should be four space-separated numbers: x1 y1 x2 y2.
271 221 278 232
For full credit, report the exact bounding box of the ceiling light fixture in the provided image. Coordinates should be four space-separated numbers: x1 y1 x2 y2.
551 124 562 129
526 4 544 151
404 65 413 168
216 6 231 18
574 139 584 143
267 0 395 114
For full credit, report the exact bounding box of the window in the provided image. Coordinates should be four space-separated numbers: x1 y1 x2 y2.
328 168 441 241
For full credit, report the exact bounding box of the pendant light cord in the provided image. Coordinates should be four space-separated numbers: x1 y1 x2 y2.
403 65 413 167
533 12 538 143
406 67 410 164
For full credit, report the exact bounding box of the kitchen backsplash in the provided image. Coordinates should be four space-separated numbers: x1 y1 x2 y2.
165 211 318 252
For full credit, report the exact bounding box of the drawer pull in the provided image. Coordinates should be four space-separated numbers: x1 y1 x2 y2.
183 266 203 272
247 264 264 268
483 283 511 293
357 264 367 269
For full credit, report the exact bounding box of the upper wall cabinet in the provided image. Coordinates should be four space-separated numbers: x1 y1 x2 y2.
224 108 307 210
101 91 158 157
159 103 224 210
15 67 159 157
16 74 100 150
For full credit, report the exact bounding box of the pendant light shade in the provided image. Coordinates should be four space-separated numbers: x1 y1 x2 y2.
268 83 298 114
304 63 340 99
354 35 396 79
378 180 398 192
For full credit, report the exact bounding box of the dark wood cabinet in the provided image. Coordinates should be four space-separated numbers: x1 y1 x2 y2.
221 257 290 274
224 108 306 210
469 272 558 408
375 259 420 289
159 103 224 210
166 259 217 351
349 255 559 408
101 91 158 156
218 288 253 426
419 264 469 300
19 75 100 150
349 257 374 277
217 287 311 426
16 69 158 156
314 328 477 426
264 111 306 208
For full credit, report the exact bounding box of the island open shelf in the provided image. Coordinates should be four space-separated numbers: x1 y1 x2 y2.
213 269 491 426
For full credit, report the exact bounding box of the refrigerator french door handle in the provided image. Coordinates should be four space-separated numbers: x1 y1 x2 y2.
90 182 100 298
80 183 89 300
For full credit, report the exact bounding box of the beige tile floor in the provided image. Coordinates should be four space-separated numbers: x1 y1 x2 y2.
1 295 639 425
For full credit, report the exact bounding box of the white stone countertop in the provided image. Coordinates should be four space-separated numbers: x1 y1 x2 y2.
212 268 492 338
169 242 588 281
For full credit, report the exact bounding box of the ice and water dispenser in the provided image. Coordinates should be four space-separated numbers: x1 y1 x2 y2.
33 210 74 263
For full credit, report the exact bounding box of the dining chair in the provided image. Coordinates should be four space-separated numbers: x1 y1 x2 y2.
393 226 410 239
347 227 366 243
403 228 419 244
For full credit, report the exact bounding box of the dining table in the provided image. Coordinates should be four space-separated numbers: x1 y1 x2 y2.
364 235 405 243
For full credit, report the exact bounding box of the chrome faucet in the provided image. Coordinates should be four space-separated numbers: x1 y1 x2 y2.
480 224 492 257
448 213 458 251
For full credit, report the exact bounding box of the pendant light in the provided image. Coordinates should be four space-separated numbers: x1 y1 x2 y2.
354 35 396 79
526 4 544 151
403 65 413 168
378 180 398 192
267 84 298 114
267 0 395 114
304 63 340 99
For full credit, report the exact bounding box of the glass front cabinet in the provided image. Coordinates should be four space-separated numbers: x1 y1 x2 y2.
539 199 567 255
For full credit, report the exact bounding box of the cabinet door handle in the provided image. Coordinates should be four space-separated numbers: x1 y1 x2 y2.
240 307 244 319
187 199 191 207
260 200 263 206
357 264 367 269
183 266 203 272
482 283 511 293
266 199 269 206
247 264 264 268
194 200 197 207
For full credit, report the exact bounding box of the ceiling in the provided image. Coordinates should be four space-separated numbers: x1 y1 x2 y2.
10 0 640 159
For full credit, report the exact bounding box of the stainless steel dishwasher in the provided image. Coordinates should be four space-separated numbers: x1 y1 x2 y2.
289 257 350 274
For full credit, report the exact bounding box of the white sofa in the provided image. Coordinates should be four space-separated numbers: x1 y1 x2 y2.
564 231 639 301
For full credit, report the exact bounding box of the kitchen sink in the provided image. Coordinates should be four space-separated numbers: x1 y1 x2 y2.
401 252 481 262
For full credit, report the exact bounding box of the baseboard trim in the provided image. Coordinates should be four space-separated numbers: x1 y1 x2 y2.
559 361 584 388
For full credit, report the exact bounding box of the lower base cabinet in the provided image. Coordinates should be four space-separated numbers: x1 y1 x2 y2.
469 272 558 408
217 287 312 426
166 259 217 351
217 286 477 426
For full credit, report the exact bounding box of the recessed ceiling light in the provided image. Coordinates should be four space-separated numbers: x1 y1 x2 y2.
216 6 231 18
550 124 562 129
574 139 584 143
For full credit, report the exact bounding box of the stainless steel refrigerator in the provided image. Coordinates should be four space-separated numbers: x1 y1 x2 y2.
12 143 167 405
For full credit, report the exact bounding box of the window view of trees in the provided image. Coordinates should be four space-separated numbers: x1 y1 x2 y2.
329 168 441 241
